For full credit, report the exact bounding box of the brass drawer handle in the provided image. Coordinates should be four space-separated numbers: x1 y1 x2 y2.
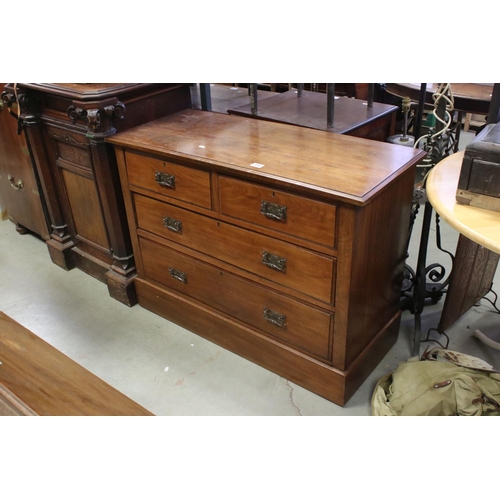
264 307 287 328
8 175 24 190
262 250 287 272
260 200 287 221
156 171 175 188
163 216 182 233
169 267 187 283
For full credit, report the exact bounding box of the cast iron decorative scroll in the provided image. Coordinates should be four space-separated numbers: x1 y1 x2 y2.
401 83 458 355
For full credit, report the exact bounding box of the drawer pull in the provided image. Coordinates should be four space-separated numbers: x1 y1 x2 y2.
264 308 287 328
260 200 287 221
262 250 287 272
163 216 182 233
169 267 187 283
8 175 24 190
155 171 175 188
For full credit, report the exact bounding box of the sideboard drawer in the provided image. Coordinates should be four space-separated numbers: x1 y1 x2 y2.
125 151 212 209
139 237 333 360
135 194 335 303
219 176 336 248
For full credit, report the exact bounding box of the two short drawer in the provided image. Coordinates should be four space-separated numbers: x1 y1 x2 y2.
134 194 335 304
140 237 333 361
219 176 337 248
124 151 337 250
125 151 212 209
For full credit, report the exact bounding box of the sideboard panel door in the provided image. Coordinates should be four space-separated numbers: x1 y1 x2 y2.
0 84 50 239
61 169 110 253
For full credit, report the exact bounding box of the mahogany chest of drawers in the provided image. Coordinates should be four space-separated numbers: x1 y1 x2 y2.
107 109 425 406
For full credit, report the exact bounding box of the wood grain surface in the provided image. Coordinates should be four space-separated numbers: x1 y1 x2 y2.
0 312 153 416
227 90 397 139
107 109 425 206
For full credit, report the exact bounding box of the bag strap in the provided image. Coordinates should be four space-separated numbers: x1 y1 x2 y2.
421 346 498 373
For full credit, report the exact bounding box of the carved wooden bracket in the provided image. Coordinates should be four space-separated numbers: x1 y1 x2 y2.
1 90 16 107
0 90 35 133
67 102 126 133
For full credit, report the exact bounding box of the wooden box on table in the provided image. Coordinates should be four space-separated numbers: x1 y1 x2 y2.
457 121 500 213
107 109 425 406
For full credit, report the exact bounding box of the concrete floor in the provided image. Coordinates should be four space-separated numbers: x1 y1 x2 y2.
1 132 499 416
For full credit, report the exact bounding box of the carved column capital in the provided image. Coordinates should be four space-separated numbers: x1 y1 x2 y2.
67 101 126 135
1 88 38 130
1 90 15 107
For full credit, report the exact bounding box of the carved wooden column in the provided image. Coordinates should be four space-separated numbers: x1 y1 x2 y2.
2 88 76 268
3 83 192 307
66 98 136 305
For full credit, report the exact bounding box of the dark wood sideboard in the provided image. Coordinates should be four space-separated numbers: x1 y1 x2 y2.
1 84 192 306
0 84 50 239
107 109 425 406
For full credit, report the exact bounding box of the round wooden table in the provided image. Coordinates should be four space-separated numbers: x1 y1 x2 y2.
427 151 500 349
427 151 500 254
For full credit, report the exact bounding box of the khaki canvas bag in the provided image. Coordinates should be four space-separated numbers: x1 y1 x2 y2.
372 347 500 416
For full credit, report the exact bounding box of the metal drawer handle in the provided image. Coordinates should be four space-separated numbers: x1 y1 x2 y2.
169 267 187 283
155 171 175 188
260 200 287 221
8 175 24 190
262 250 287 272
264 308 287 328
163 216 182 233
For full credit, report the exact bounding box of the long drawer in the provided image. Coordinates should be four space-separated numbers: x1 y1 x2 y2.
125 151 212 209
134 194 335 304
139 236 333 360
219 176 337 248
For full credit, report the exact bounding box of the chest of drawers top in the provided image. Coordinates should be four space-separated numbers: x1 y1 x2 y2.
106 109 424 206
